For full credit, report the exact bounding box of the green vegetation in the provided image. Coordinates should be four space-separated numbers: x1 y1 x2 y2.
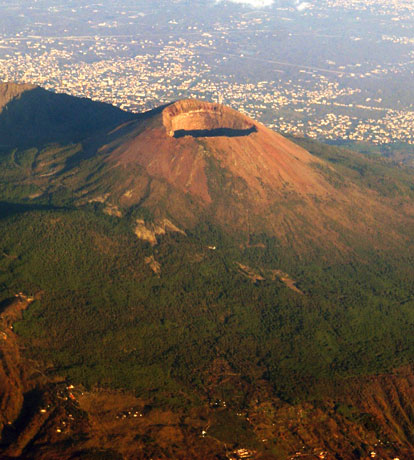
290 135 414 198
1 199 414 405
1 120 414 415
209 411 259 447
328 139 414 167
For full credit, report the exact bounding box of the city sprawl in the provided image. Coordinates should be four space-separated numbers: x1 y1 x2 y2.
0 0 413 145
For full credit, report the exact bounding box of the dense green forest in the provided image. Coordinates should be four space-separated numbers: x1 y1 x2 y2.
3 85 414 459
0 101 414 412
1 199 414 406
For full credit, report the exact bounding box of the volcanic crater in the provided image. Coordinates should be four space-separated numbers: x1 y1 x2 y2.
162 99 257 138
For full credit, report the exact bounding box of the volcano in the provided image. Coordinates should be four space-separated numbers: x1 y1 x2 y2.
51 97 407 258
2 90 410 256
2 85 414 459
1 88 411 256
103 99 330 204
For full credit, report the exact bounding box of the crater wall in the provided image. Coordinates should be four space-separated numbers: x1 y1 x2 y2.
162 100 256 138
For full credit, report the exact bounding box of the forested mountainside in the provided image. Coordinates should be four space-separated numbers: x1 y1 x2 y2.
1 83 414 459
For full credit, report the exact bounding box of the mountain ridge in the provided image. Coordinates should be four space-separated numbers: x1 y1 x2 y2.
1 83 414 459
0 82 38 110
1 85 413 257
0 81 137 148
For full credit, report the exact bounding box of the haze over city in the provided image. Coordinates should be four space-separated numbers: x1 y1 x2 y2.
0 0 413 149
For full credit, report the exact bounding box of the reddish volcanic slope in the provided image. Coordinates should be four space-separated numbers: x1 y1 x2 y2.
104 99 332 205
85 99 408 253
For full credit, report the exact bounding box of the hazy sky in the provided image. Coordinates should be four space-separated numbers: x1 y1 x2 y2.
223 0 274 6
217 0 312 11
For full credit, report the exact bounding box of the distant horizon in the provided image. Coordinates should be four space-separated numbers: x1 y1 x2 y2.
1 0 413 148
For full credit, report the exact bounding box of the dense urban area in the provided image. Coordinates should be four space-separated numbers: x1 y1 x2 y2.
0 0 413 145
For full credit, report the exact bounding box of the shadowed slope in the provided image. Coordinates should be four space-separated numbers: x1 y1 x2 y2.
173 126 257 138
0 82 137 148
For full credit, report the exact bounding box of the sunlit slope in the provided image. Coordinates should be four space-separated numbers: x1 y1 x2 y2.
2 96 414 260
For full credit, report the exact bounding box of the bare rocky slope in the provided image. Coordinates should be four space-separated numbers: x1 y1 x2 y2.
0 82 38 110
44 98 414 259
2 88 412 258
